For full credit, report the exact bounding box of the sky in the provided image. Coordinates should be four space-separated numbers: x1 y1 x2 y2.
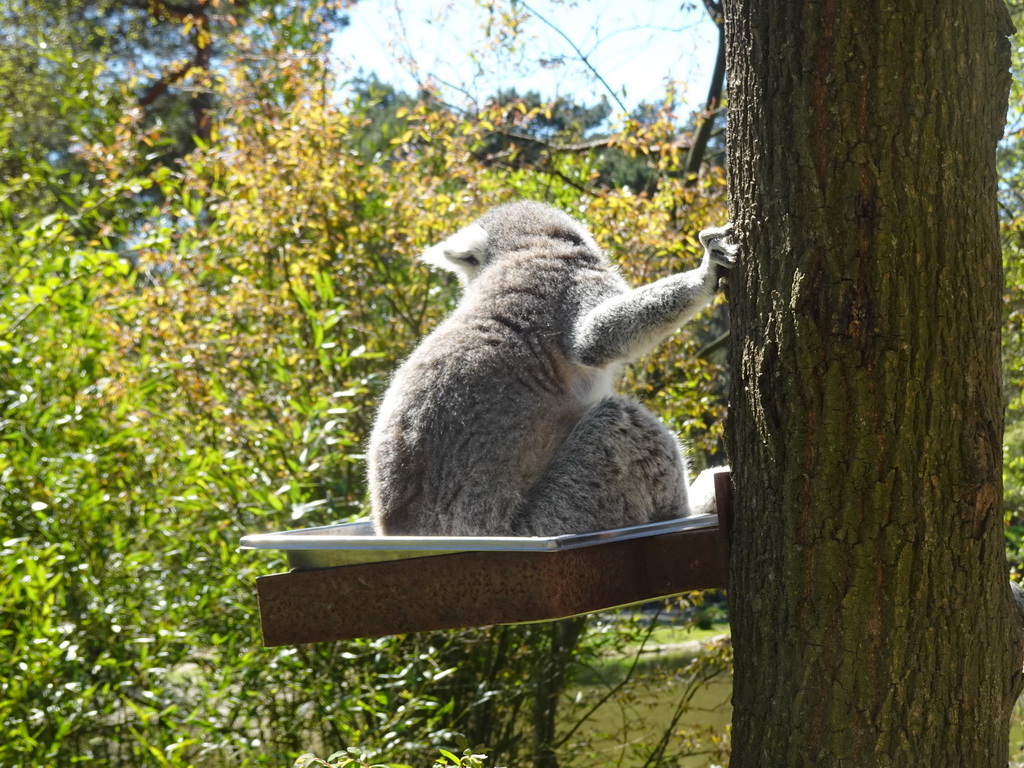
333 0 720 118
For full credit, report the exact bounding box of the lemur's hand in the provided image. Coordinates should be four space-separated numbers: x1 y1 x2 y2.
698 223 738 287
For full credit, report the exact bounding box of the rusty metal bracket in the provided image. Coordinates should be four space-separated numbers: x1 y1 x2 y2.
252 470 733 646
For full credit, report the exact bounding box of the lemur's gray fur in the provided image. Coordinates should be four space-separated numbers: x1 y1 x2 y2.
368 201 737 536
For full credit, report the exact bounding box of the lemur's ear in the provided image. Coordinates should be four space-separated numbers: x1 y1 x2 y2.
420 223 489 285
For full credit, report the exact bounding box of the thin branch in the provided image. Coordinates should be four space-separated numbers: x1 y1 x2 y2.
132 0 213 141
521 1 630 115
497 131 618 153
138 61 192 107
128 0 206 23
554 610 664 750
585 21 708 53
696 330 731 359
485 128 692 156
701 0 724 23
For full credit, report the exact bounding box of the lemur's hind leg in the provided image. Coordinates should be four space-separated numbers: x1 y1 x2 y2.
514 397 690 536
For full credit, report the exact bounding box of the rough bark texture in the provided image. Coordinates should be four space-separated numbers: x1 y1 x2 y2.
722 0 1024 765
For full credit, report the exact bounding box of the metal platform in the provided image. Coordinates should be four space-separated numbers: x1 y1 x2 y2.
244 471 732 646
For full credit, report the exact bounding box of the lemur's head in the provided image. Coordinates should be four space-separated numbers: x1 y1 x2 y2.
420 201 599 285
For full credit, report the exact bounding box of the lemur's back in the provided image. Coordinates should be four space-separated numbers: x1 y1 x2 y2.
367 200 737 536
369 231 622 535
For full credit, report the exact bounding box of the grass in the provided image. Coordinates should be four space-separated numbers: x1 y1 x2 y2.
569 621 1024 768
1011 698 1024 765
560 622 732 768
580 621 730 681
638 624 729 649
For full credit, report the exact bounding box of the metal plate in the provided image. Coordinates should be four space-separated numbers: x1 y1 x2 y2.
240 514 718 570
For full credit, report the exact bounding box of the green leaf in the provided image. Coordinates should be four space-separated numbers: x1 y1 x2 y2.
437 749 459 764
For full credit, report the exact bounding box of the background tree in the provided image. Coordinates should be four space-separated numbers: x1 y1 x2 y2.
1001 1 1024 530
723 0 1024 765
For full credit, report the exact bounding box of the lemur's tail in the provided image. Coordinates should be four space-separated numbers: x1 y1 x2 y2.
688 466 729 516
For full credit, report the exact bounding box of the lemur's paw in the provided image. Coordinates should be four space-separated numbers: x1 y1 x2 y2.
699 223 738 269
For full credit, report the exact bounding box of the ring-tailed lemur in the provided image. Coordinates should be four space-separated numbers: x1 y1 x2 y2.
367 201 737 536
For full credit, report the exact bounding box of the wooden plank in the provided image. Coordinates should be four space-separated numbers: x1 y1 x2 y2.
255 524 728 646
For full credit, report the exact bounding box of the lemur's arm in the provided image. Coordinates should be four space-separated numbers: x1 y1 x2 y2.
572 225 738 368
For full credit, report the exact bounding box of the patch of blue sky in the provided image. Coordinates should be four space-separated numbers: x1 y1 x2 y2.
334 0 719 118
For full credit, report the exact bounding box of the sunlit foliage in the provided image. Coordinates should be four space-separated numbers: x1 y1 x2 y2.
7 0 1024 761
1 1 737 766
1002 2 1024 528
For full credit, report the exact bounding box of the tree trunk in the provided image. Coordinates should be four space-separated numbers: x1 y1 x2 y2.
722 0 1024 765
531 617 586 768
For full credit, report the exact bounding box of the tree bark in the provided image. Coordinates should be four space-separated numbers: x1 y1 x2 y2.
531 617 586 768
722 0 1024 765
